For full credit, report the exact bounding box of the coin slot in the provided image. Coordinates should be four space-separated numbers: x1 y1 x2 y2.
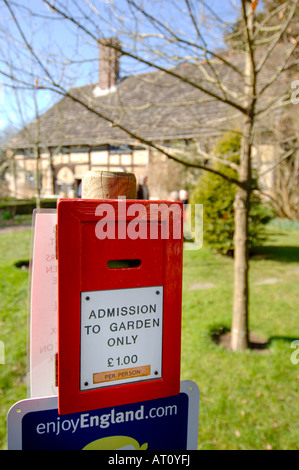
107 259 141 269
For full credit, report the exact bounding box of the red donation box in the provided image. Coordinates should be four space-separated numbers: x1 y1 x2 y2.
57 199 183 414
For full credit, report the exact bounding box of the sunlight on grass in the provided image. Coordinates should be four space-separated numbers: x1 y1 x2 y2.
0 225 298 449
0 229 32 449
181 226 299 449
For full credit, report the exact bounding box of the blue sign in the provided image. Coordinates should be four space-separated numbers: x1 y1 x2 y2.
7 381 199 450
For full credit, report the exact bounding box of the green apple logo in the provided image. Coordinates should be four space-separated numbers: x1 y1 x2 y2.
82 435 148 450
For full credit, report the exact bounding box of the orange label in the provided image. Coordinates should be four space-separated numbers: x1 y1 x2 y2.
93 365 151 384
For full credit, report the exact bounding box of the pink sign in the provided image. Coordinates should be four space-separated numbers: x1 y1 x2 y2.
30 210 58 398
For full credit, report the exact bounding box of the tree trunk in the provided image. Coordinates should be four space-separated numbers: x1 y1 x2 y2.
48 147 56 195
231 116 252 351
231 0 256 351
35 145 41 209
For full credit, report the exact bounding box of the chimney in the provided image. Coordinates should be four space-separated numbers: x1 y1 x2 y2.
98 37 121 90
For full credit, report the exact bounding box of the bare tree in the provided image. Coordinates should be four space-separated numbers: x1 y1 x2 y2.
0 126 15 197
8 83 42 207
0 0 298 350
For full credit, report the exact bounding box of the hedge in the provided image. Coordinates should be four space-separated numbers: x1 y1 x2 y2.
0 198 58 216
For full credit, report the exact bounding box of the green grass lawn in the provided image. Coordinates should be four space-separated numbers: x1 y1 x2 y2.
181 227 299 450
0 223 299 449
0 228 32 450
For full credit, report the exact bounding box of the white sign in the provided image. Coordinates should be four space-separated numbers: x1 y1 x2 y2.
7 381 200 450
80 286 163 390
30 210 58 398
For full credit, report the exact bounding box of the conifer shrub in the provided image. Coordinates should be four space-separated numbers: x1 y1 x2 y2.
191 132 274 255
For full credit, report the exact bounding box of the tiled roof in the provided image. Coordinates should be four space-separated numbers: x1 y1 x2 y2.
5 48 293 150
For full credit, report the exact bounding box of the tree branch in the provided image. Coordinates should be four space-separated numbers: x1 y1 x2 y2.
42 0 248 115
61 88 242 187
256 0 298 73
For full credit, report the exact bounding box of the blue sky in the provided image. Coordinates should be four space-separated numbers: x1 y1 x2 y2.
0 0 242 134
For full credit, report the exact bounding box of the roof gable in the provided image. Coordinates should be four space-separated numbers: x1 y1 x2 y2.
5 48 292 150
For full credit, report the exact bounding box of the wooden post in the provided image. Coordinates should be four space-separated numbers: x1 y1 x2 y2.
82 170 136 199
56 170 136 384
